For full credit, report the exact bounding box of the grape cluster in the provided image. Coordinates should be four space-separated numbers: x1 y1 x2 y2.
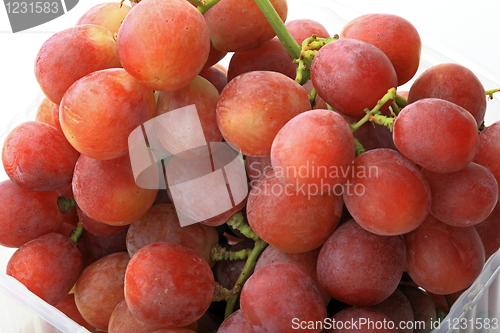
1 0 499 332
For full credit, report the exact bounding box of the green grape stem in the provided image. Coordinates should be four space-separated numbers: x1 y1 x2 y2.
69 221 84 245
225 211 260 241
252 0 301 59
354 137 366 155
57 196 77 214
211 244 253 261
486 88 500 100
197 0 222 14
224 238 267 318
350 88 397 132
395 93 408 108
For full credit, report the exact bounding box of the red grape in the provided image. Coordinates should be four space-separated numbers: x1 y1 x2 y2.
6 232 84 305
59 68 157 160
116 0 210 91
474 121 500 191
216 71 311 156
340 13 421 86
343 148 431 236
199 66 228 94
422 162 498 227
108 299 168 333
255 245 330 305
370 288 414 333
126 203 219 266
35 24 121 104
398 285 437 333
317 220 406 306
76 2 131 35
0 180 65 248
55 294 95 331
36 96 62 133
240 262 327 333
2 121 79 191
74 252 130 330
393 98 478 173
285 19 330 44
156 75 222 152
217 309 255 333
72 154 158 226
407 63 487 127
475 201 500 259
310 38 397 119
404 214 485 295
270 109 355 193
324 307 397 333
227 38 297 81
204 0 287 52
124 242 215 328
247 171 343 253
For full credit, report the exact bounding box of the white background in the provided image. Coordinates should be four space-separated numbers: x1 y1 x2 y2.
0 0 499 184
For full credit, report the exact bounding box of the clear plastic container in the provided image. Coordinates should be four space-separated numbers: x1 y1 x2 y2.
0 0 499 332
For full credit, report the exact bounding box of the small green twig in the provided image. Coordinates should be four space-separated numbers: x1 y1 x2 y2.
211 244 253 261
226 211 259 241
308 86 317 108
57 196 77 214
197 0 221 14
224 238 267 318
350 88 397 132
395 93 408 108
486 88 500 100
369 113 396 131
70 222 84 245
354 137 366 155
252 0 300 59
390 100 400 115
212 281 239 302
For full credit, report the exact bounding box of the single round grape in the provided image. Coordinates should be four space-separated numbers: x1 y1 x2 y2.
240 262 327 333
475 201 500 259
370 288 414 333
108 299 168 333
422 162 498 227
310 38 398 119
393 98 478 173
227 38 297 82
74 252 130 330
340 13 421 86
247 171 343 253
0 180 65 248
36 96 62 133
398 285 437 333
6 233 84 305
317 220 406 307
217 309 254 333
216 71 311 156
116 0 210 92
59 68 157 160
2 121 80 191
474 121 500 193
124 242 214 328
72 154 158 226
126 203 219 266
270 109 355 193
255 245 331 305
35 24 121 104
325 307 397 333
407 63 487 127
55 294 95 331
404 214 485 295
204 0 287 52
343 148 431 236
76 2 131 35
285 19 330 44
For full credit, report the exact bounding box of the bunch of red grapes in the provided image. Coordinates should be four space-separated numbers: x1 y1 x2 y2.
1 0 499 332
